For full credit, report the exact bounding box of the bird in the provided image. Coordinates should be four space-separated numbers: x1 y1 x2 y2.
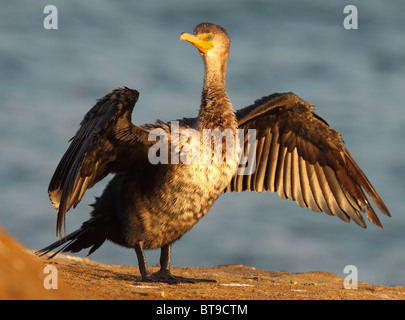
37 22 390 283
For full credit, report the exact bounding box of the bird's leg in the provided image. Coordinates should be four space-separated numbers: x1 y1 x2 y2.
150 243 216 284
134 242 153 281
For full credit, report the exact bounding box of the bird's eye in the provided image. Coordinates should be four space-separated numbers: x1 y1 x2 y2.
206 34 212 40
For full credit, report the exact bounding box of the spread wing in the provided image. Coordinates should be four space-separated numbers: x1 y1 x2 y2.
227 92 390 228
48 87 150 236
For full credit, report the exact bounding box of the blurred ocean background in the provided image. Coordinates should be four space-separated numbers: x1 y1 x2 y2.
1 0 404 287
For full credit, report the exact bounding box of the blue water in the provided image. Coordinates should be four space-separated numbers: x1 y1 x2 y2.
1 1 405 287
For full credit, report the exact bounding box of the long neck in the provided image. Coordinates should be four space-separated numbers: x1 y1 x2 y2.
202 53 228 93
198 52 236 130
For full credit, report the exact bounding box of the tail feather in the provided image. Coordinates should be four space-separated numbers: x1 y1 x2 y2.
36 219 106 258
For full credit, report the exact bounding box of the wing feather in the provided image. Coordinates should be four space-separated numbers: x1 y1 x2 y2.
291 147 306 208
253 131 268 192
48 87 150 236
265 126 280 193
298 156 321 212
227 92 390 228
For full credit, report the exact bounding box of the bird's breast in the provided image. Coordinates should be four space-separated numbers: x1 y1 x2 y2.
134 130 241 249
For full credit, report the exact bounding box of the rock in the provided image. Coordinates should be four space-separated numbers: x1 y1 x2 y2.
0 226 76 300
2 224 404 300
31 250 405 300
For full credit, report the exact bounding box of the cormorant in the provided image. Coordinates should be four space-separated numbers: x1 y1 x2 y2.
37 23 390 283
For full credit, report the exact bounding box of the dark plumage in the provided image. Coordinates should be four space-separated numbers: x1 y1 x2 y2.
37 23 390 283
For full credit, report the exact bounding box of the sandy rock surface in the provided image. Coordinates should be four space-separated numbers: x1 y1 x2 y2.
1 226 404 300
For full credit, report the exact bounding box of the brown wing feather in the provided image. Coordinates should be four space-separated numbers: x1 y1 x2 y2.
48 87 150 236
228 92 390 228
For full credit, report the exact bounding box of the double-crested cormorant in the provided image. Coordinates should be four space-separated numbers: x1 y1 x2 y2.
37 23 390 283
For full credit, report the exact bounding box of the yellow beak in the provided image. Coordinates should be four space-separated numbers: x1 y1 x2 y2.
180 32 214 54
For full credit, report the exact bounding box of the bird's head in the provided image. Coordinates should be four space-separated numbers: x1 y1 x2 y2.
180 23 230 58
